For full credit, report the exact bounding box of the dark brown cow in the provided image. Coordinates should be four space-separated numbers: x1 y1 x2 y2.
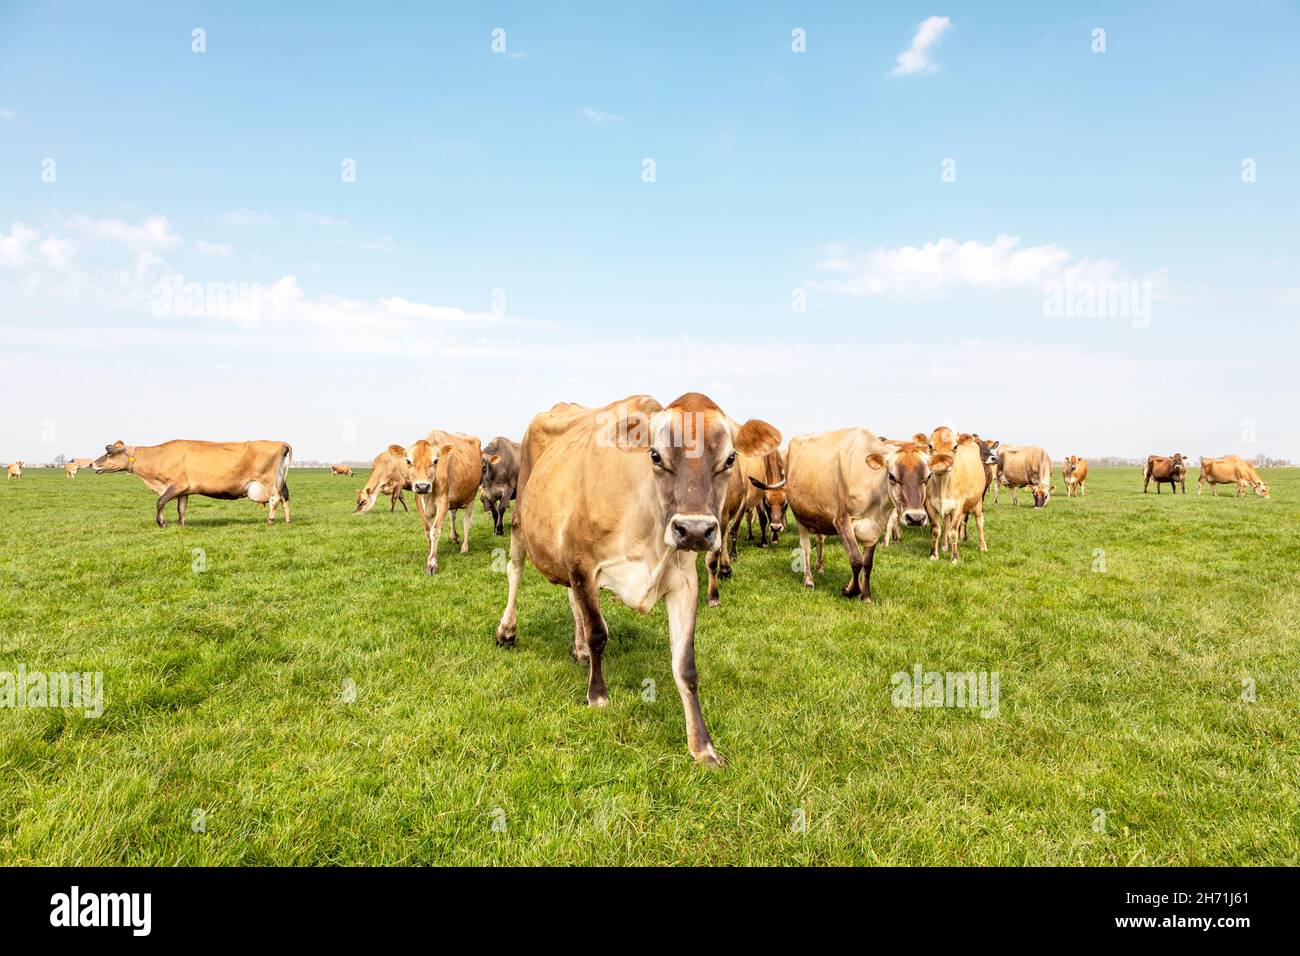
480 436 521 536
495 393 777 765
1143 453 1187 494
91 439 292 526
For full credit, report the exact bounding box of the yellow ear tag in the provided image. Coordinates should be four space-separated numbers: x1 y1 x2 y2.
128 457 136 463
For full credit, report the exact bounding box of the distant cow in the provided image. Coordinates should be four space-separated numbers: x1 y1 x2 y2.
996 445 1054 507
1143 454 1187 494
1062 456 1088 497
765 427 914 601
706 420 781 606
1198 455 1269 498
354 445 413 513
480 436 521 536
495 393 776 765
5 461 22 479
409 430 483 574
91 440 292 526
65 462 80 478
926 434 988 561
330 463 354 477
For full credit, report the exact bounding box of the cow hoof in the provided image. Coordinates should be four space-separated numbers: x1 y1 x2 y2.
495 628 516 647
587 693 610 708
571 649 590 664
426 564 438 576
460 546 469 555
708 596 720 608
718 566 732 580
841 586 859 599
693 746 726 767
929 554 938 561
803 578 815 589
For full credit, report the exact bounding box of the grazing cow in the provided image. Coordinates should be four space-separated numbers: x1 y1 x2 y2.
64 462 79 478
754 427 911 601
409 430 483 574
5 461 22 479
706 421 782 606
91 440 292 526
925 434 988 561
480 436 521 536
1062 456 1088 497
1143 453 1187 494
354 445 413 513
330 463 354 477
994 445 1054 507
495 393 777 765
1198 455 1269 498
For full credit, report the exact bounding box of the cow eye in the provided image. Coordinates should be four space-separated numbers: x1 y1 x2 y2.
650 448 664 467
887 472 899 483
724 451 737 469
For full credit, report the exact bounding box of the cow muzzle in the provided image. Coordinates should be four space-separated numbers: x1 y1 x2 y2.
668 515 718 551
903 509 927 527
412 481 433 494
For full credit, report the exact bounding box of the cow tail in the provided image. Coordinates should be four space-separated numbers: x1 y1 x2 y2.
278 444 293 500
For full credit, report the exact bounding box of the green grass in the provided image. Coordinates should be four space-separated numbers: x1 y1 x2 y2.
1 465 1297 865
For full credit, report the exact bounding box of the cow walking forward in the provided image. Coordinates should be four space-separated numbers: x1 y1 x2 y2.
1143 454 1187 494
496 393 775 765
408 430 482 574
1062 456 1088 497
926 434 988 561
5 462 22 480
480 436 521 536
91 440 292 526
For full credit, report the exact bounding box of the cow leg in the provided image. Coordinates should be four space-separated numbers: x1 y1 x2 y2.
155 485 182 527
1080 481 1085 497
1157 482 1161 494
798 525 814 588
460 507 472 553
1236 482 1244 498
422 495 450 574
744 509 753 542
725 508 741 565
858 541 877 602
495 524 524 645
567 586 590 663
975 502 988 552
882 509 895 548
177 495 188 526
705 549 722 607
266 488 280 524
835 520 864 598
570 571 609 708
815 535 825 573
757 508 769 548
390 491 399 512
947 509 961 564
447 509 461 544
665 568 722 765
926 496 942 560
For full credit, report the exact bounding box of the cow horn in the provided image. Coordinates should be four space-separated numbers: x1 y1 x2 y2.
748 476 786 491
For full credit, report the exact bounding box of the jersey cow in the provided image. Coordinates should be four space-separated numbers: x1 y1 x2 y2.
495 393 777 765
91 440 292 526
480 436 521 536
408 430 483 574
330 464 354 477
995 445 1054 507
1198 455 1269 498
926 434 988 561
1062 456 1088 497
1143 454 1187 494
5 462 22 479
354 445 413 513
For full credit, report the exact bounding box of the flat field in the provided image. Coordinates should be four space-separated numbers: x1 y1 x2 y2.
1 465 1296 864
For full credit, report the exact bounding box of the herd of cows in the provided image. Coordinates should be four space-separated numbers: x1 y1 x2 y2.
1 393 1274 763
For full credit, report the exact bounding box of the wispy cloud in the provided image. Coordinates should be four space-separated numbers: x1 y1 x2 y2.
0 222 78 271
580 107 624 126
66 214 180 252
220 209 274 226
891 15 951 76
812 235 1130 297
196 240 233 258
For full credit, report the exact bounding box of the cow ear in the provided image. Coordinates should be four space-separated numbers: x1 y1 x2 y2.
735 419 781 457
439 443 454 458
106 444 118 454
388 444 406 457
865 453 886 470
489 455 501 465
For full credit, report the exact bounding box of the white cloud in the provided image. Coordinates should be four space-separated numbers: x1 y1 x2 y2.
0 223 78 271
66 214 180 251
0 108 16 120
891 15 951 76
220 209 274 225
581 107 625 126
196 240 233 257
812 234 1130 297
359 235 397 252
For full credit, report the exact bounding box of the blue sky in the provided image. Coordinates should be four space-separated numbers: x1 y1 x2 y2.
2 1 1298 461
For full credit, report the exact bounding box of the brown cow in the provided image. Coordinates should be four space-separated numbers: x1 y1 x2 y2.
408 430 483 574
480 436 521 536
880 438 936 547
1198 455 1269 498
354 445 413 513
1143 453 1187 494
64 462 80 479
495 393 777 765
995 445 1054 507
1062 456 1088 497
706 421 781 606
925 434 987 561
5 461 22 479
755 427 915 601
330 463 354 477
91 440 292 526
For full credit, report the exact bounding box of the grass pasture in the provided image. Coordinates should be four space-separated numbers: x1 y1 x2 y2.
1 465 1297 865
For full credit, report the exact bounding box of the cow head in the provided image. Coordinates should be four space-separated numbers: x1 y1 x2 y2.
408 440 452 496
1031 482 1055 507
1171 453 1186 479
1254 480 1270 498
91 441 133 473
479 453 508 534
354 444 411 513
1063 455 1078 478
884 442 934 526
973 436 1000 467
616 393 779 553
